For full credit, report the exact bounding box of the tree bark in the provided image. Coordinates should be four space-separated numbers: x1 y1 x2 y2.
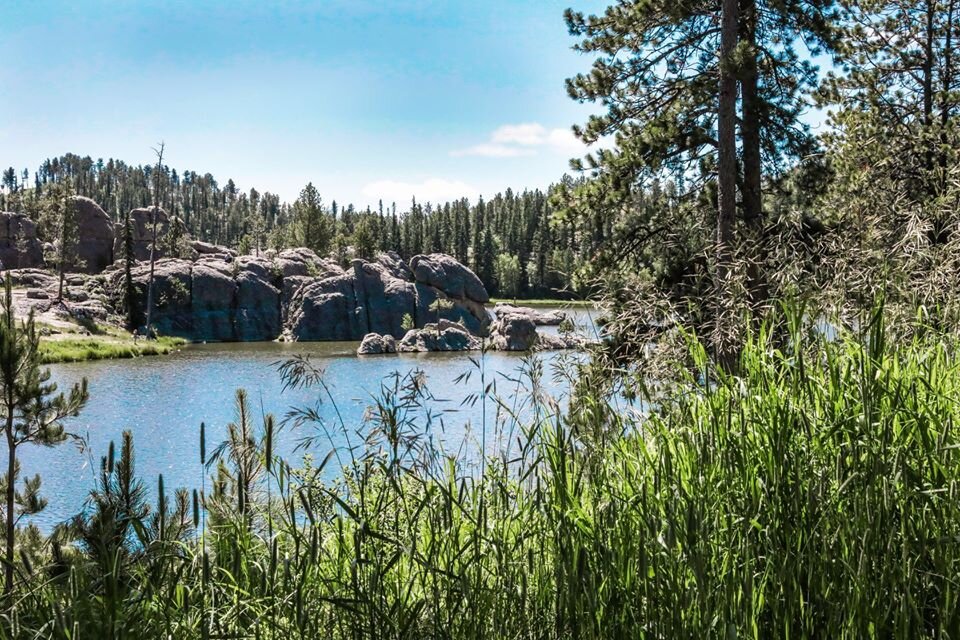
716 0 740 368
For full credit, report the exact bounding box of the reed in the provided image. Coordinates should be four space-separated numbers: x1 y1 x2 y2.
4 303 960 638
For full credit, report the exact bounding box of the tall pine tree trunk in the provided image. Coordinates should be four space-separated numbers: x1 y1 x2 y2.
716 0 739 368
145 143 164 335
740 0 767 317
145 206 158 333
123 206 136 329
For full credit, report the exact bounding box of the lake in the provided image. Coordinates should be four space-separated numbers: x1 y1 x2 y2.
19 306 601 529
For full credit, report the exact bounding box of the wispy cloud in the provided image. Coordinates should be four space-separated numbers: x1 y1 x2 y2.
451 122 585 158
361 178 480 204
449 143 535 158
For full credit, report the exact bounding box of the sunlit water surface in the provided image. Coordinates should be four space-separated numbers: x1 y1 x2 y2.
19 307 601 529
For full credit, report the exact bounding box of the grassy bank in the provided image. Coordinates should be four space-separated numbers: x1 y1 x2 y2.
6 308 960 638
38 331 186 363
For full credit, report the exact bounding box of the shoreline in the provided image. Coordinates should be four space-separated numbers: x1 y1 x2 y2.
39 330 187 364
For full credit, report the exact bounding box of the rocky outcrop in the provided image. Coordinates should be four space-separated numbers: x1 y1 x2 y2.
70 196 115 273
352 260 418 337
285 273 364 341
190 261 237 340
376 251 412 281
284 252 490 342
411 253 489 303
0 212 44 270
397 321 481 353
357 332 397 355
121 207 170 261
494 303 566 326
104 250 582 349
271 247 340 278
489 312 539 351
191 240 236 261
537 332 586 350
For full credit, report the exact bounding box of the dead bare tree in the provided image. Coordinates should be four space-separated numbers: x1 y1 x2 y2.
144 142 164 336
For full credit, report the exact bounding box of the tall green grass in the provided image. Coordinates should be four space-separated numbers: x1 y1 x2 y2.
4 306 960 638
38 335 186 364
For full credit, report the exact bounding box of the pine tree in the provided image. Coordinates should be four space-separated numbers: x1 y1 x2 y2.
294 183 332 256
478 225 496 290
821 0 960 199
38 182 82 302
118 194 138 329
562 0 836 357
1 276 88 598
471 197 485 275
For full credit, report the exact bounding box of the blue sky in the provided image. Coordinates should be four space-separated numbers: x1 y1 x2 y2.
1 0 610 207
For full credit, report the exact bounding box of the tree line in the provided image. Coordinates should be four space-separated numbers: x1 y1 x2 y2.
1 157 601 299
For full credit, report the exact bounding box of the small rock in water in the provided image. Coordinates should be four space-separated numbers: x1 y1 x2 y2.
397 321 481 352
493 303 566 326
489 312 538 351
357 332 397 355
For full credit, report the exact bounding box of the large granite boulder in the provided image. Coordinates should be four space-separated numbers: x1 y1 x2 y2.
352 260 417 337
0 212 44 269
285 274 364 341
376 251 412 281
6 268 56 289
357 332 397 355
414 284 489 336
130 258 194 335
397 321 481 353
489 312 538 351
190 261 237 341
191 240 236 261
235 270 281 341
410 253 489 302
494 303 566 326
69 196 115 273
537 332 586 351
122 207 170 261
273 248 341 279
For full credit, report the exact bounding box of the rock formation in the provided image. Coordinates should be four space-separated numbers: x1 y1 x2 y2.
396 320 481 353
493 303 566 326
357 332 397 355
107 249 494 344
69 196 115 273
488 311 539 351
119 206 170 261
0 212 44 270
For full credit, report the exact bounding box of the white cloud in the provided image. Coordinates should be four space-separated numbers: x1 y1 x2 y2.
546 127 584 153
361 178 480 205
449 143 535 158
451 122 588 158
491 123 549 146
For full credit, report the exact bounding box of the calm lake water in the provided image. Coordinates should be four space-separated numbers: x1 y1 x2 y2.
20 307 601 529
